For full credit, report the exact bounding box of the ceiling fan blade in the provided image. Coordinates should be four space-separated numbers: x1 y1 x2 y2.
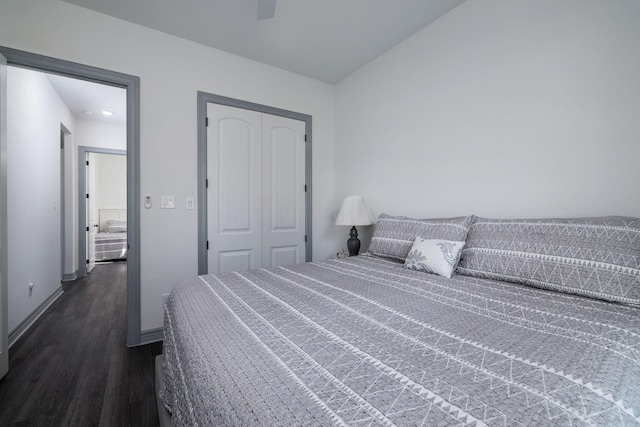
257 0 277 21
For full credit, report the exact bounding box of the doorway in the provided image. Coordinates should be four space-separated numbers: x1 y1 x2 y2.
79 149 127 276
0 46 142 347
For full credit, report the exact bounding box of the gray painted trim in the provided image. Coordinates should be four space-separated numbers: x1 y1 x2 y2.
62 272 78 282
0 46 142 347
8 286 64 348
77 147 126 277
60 129 65 281
140 327 164 344
196 92 313 275
0 52 8 377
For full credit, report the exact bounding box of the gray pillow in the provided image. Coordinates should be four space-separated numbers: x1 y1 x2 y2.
457 216 640 306
369 214 472 261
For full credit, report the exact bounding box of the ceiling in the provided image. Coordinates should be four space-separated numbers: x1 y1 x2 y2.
44 1 464 124
62 0 465 84
46 73 127 126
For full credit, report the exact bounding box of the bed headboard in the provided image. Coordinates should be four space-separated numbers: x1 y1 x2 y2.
99 208 127 232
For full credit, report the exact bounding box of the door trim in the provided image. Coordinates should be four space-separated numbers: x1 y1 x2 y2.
0 51 8 379
0 46 142 346
197 92 313 274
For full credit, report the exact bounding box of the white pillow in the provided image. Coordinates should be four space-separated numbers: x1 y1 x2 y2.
404 237 465 279
106 219 127 233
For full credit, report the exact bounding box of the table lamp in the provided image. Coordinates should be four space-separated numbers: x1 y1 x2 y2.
335 195 374 256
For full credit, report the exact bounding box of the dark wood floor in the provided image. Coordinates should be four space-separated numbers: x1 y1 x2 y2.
0 262 162 426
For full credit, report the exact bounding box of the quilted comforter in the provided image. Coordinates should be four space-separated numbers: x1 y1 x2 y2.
160 254 640 426
94 232 127 261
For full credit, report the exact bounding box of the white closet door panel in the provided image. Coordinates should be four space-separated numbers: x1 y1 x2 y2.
270 246 298 268
207 104 262 274
262 114 306 268
218 121 252 232
270 129 296 229
219 250 253 274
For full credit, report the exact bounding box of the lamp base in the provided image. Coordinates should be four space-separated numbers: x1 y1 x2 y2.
346 226 361 256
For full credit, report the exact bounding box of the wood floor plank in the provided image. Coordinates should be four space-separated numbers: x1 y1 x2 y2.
0 263 163 427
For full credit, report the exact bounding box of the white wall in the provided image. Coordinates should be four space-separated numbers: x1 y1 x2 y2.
75 120 126 151
95 153 127 216
76 123 127 223
0 0 336 332
6 66 75 331
335 0 640 250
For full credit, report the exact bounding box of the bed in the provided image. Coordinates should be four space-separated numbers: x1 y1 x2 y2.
159 215 640 426
94 208 127 262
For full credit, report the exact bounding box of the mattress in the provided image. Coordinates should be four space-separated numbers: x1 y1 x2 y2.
94 232 127 261
160 254 640 426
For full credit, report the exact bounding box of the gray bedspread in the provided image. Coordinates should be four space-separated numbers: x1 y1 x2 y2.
94 232 127 261
160 254 640 426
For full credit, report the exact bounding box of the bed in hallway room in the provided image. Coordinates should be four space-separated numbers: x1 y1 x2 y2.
95 209 127 262
157 215 640 426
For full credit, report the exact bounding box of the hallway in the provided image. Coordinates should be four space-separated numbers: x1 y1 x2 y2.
0 263 162 426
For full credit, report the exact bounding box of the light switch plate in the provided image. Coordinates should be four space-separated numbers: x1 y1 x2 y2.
161 195 175 209
186 197 195 210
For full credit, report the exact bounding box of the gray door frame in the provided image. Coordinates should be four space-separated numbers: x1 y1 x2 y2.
0 46 142 347
0 51 8 380
197 92 313 274
78 147 127 277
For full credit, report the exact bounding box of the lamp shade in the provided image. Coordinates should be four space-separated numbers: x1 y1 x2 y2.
335 195 374 226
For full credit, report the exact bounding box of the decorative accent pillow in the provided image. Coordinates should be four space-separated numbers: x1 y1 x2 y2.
106 219 127 233
404 238 465 279
457 216 640 306
369 214 472 261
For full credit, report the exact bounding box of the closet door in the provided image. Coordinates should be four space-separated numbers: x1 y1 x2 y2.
261 114 306 268
207 104 262 274
206 103 306 275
